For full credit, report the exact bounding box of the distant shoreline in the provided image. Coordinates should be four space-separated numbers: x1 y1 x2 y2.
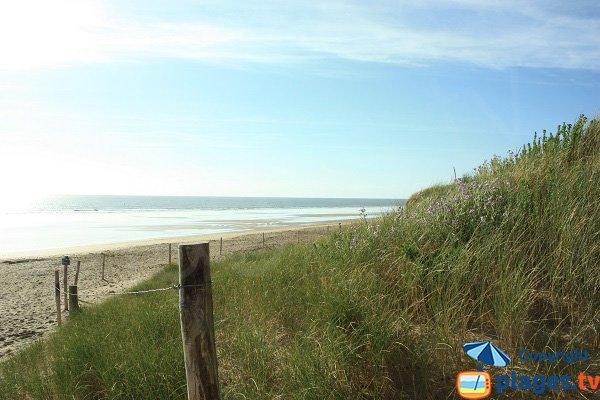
0 218 358 260
1 196 400 258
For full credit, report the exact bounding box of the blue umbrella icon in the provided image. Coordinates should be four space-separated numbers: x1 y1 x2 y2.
463 341 511 367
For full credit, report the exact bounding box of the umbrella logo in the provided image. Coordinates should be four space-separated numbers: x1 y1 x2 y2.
463 341 511 368
457 341 510 399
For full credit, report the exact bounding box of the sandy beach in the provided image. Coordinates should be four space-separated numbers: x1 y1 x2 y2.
0 221 343 359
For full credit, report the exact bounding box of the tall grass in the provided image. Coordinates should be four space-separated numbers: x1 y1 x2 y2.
0 115 599 399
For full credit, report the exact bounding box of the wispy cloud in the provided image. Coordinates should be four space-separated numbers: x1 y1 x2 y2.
1 0 599 70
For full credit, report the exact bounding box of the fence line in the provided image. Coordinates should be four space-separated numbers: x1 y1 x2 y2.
54 283 213 300
51 285 215 315
53 225 334 303
53 224 335 307
51 242 220 399
50 226 338 399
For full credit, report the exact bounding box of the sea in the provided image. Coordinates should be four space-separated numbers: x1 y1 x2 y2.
0 195 403 256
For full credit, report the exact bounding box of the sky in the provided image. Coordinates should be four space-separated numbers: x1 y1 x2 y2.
0 0 599 204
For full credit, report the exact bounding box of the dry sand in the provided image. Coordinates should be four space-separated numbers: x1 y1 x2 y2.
0 221 345 359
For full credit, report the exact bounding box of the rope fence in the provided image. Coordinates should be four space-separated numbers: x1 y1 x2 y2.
52 243 220 399
55 283 211 296
47 225 343 400
55 279 219 310
52 225 337 318
54 283 215 307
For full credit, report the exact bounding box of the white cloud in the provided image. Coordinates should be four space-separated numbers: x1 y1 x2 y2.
0 0 599 70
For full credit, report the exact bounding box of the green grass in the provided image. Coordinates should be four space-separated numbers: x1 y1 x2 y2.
1 114 599 399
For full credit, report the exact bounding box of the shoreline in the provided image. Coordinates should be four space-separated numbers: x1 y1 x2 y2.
0 218 355 261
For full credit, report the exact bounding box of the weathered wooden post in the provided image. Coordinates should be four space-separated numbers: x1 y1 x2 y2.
62 256 70 311
63 265 68 311
74 261 81 286
101 253 106 280
179 243 220 400
297 230 300 243
169 243 172 265
68 285 79 312
262 232 265 248
54 270 61 326
219 237 222 256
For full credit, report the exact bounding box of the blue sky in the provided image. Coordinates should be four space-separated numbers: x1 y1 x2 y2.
0 0 599 202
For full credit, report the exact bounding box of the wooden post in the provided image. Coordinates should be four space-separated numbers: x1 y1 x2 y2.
54 270 61 326
68 285 79 312
169 243 172 265
101 253 106 280
297 230 300 243
63 263 68 311
74 261 81 286
219 237 222 256
179 243 220 400
262 232 265 248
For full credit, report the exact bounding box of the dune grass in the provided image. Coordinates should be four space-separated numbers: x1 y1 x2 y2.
1 114 599 399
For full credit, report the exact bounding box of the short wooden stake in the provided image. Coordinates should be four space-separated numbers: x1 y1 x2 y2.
101 253 106 280
74 261 81 286
54 270 61 326
262 232 265 248
63 264 68 311
219 237 223 256
169 243 172 265
179 243 220 400
68 285 79 312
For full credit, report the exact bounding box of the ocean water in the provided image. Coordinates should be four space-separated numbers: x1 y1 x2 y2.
0 195 402 255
